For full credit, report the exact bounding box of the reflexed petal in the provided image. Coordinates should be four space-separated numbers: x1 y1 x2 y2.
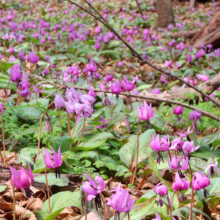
95 176 105 192
84 174 97 188
87 194 96 201
28 163 34 182
20 167 32 189
82 182 98 196
181 157 189 170
42 149 54 168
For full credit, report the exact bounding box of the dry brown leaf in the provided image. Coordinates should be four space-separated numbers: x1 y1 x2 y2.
81 212 101 220
33 189 46 202
0 195 13 211
26 198 43 211
3 191 26 202
15 205 36 220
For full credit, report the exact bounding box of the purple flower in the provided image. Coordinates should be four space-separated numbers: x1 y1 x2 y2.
18 51 26 61
153 211 161 220
117 61 124 67
204 161 220 177
195 49 206 59
154 181 171 207
150 134 170 163
10 63 22 83
0 102 5 114
86 59 97 76
54 94 65 108
186 54 192 63
176 42 184 51
137 101 153 121
121 77 135 92
42 146 63 178
28 52 40 64
152 88 160 94
104 74 113 82
182 141 200 159
173 106 183 115
99 83 107 90
164 60 172 68
197 73 209 82
189 110 202 122
87 86 96 97
168 155 188 170
192 172 210 198
82 175 104 209
107 183 135 217
172 172 190 201
111 79 122 94
97 115 107 129
9 46 14 54
33 84 45 94
168 39 176 47
10 163 34 198
177 127 193 139
170 138 184 152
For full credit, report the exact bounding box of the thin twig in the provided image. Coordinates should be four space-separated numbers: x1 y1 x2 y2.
135 0 143 17
67 0 220 106
27 74 220 122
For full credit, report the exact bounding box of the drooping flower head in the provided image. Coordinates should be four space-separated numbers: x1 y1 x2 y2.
42 146 62 178
150 134 170 164
54 94 65 108
10 163 34 198
154 181 171 207
0 102 5 114
192 172 210 198
182 141 200 159
28 52 40 64
204 161 220 177
170 138 184 153
97 115 107 129
111 79 122 95
172 172 190 201
137 101 154 124
82 175 105 210
107 183 135 219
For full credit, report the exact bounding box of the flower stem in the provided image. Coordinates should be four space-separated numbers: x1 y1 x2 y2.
36 112 48 159
1 114 6 166
45 165 51 214
85 192 87 220
127 212 130 220
190 187 194 220
100 193 107 220
131 119 140 185
163 110 174 130
58 109 62 137
12 183 16 220
67 112 71 136
76 118 85 147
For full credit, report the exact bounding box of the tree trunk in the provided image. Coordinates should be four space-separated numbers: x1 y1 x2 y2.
156 0 175 30
190 10 220 48
189 0 196 10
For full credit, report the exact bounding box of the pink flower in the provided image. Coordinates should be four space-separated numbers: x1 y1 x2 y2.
97 115 107 129
10 163 34 198
164 60 172 68
197 73 209 82
33 84 45 94
137 101 153 121
182 141 200 159
173 106 183 115
0 102 5 114
111 79 122 94
54 94 65 108
192 172 210 198
154 181 171 207
168 155 188 170
87 86 96 97
28 52 40 64
204 161 220 177
42 146 62 178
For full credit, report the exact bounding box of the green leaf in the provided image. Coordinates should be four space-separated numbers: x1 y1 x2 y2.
17 154 34 168
119 129 156 168
50 136 71 153
14 106 42 121
35 191 80 220
149 158 171 187
0 185 7 193
20 147 38 158
34 173 69 186
137 84 152 91
76 132 114 151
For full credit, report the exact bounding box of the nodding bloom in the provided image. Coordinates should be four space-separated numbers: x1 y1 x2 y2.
172 172 190 201
186 54 192 63
74 103 93 118
197 73 209 82
168 39 176 47
164 60 172 68
195 49 206 59
86 59 97 76
0 102 5 114
110 79 122 95
152 88 160 94
121 77 135 92
45 115 53 133
9 46 14 54
80 95 95 106
173 106 183 115
97 115 107 129
18 74 31 98
170 138 184 152
117 61 124 67
10 63 22 83
10 163 34 198
82 175 104 210
54 94 65 108
177 127 193 140
107 183 135 219
168 155 189 171
176 42 185 51
104 74 113 82
189 110 202 134
204 161 220 177
153 211 161 220
88 86 96 97
150 134 170 164
182 141 200 159
28 52 40 64
192 172 210 198
18 51 26 61
154 182 172 207
99 83 107 90
137 101 154 123
33 84 45 94
42 146 62 178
